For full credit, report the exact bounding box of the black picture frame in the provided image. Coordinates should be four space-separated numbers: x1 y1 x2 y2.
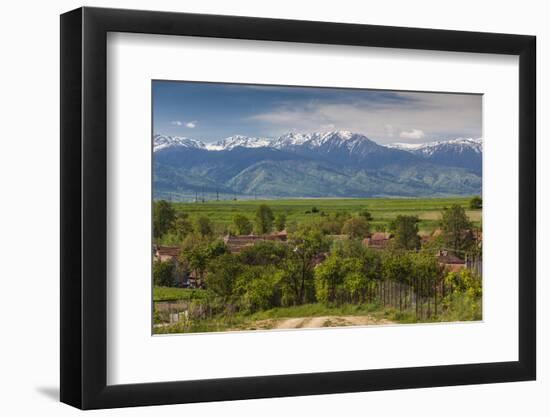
60 6 536 410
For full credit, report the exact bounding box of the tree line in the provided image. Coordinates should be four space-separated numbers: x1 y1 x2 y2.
153 199 482 322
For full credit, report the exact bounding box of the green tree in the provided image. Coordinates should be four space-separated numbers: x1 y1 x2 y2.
382 252 413 286
234 266 281 313
153 261 174 287
442 268 482 320
440 205 474 253
344 270 369 303
254 204 274 234
275 213 287 231
205 239 228 258
381 251 415 311
173 212 193 239
153 200 176 239
390 215 421 250
469 196 482 209
232 214 253 235
179 235 226 283
183 245 209 283
205 254 243 300
282 228 330 305
358 209 373 221
239 241 289 266
341 216 370 239
411 252 443 297
194 215 213 237
317 212 350 235
314 253 347 304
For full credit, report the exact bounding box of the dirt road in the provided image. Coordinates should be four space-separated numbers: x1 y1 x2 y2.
238 315 393 331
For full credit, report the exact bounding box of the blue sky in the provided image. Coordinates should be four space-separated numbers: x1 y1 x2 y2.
153 81 482 144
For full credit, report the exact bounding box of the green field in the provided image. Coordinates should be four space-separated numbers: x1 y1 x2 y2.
169 196 481 235
153 287 208 302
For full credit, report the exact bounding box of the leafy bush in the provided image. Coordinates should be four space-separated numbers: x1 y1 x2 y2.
238 241 289 266
469 196 482 209
153 261 174 287
441 269 482 321
255 204 274 234
341 216 370 239
205 254 243 300
275 213 286 231
153 200 176 239
234 266 281 313
389 215 420 250
232 214 252 235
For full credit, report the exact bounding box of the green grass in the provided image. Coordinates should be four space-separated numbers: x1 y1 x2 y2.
153 287 207 302
169 197 480 236
153 303 383 334
153 299 482 334
245 303 380 320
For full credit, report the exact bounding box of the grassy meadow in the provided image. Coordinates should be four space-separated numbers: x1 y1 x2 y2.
168 196 481 236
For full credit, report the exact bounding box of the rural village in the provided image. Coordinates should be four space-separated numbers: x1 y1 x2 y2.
152 197 483 333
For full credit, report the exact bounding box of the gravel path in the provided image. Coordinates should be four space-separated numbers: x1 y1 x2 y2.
272 315 393 329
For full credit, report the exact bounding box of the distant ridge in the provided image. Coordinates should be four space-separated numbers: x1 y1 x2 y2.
153 131 482 199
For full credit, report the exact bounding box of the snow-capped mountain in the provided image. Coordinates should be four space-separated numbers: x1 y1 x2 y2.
387 138 482 174
272 130 381 156
153 134 205 152
153 130 482 198
205 135 272 151
272 130 416 167
154 131 482 167
388 138 482 154
273 130 363 150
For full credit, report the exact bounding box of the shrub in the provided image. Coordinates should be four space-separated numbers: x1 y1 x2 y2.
205 253 243 299
153 200 176 239
194 215 214 237
441 269 482 321
275 213 286 231
341 216 370 239
255 204 274 234
389 215 420 250
469 196 482 209
234 266 281 313
239 241 289 266
232 214 253 235
153 261 175 287
314 254 347 305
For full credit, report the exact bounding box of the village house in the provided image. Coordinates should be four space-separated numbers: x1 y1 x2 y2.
362 232 393 249
223 230 288 254
154 245 180 263
436 249 466 273
153 245 188 287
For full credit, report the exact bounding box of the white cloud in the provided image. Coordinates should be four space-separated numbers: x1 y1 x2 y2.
247 92 482 144
399 129 425 139
171 120 197 128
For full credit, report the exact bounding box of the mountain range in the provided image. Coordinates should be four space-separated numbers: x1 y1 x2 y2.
153 131 482 200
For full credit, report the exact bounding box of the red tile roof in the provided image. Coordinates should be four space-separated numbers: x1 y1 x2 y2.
156 246 181 257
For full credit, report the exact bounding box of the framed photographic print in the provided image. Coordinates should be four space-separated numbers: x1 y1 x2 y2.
60 7 536 410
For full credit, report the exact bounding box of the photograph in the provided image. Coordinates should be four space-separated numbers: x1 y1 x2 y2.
151 81 483 334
